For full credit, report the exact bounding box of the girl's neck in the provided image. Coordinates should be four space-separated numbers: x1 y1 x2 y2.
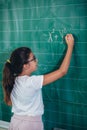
19 71 31 76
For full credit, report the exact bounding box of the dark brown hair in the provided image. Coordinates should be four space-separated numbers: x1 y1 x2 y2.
2 47 31 105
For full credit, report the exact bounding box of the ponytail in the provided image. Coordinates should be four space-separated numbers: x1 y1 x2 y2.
2 61 15 105
2 47 32 105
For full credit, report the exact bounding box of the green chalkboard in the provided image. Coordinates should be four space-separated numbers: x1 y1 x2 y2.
0 0 87 130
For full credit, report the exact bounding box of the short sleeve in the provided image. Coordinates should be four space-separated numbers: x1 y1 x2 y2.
30 75 43 90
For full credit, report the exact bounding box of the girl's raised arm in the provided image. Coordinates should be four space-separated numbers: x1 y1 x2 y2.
43 34 74 86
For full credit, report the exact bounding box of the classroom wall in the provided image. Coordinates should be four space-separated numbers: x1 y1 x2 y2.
0 0 87 130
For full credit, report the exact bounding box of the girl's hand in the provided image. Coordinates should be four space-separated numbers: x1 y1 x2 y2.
65 34 74 47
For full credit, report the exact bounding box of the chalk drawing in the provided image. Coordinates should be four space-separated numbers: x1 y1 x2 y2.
48 32 53 42
48 28 59 42
55 34 58 40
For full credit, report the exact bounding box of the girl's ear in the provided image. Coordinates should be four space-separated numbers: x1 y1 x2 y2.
23 63 30 70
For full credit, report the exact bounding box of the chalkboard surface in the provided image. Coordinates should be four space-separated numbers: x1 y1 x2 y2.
0 0 87 130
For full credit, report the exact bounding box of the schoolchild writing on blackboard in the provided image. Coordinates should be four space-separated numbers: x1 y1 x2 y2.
2 34 74 130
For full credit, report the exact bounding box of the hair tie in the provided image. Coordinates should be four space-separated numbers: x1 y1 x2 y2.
7 59 11 64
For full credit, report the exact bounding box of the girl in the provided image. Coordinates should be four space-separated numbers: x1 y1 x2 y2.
2 34 74 130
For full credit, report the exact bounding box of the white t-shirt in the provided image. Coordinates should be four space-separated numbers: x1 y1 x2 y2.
11 75 44 116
